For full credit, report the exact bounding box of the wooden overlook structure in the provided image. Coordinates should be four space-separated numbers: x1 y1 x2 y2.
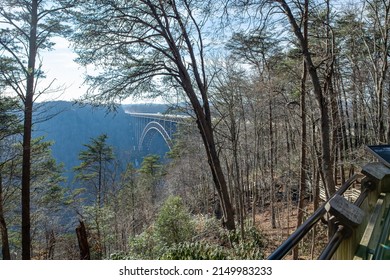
268 145 390 260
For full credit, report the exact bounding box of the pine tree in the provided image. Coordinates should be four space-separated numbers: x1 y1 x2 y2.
74 133 115 259
0 0 74 259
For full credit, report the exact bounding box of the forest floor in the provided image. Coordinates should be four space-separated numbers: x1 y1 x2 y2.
256 200 328 260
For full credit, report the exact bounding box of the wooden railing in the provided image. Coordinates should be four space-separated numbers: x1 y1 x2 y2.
267 162 390 260
337 162 390 260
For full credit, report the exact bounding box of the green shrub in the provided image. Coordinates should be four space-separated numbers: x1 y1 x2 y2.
219 225 265 259
109 252 132 260
161 222 266 260
126 227 160 259
109 204 266 260
109 228 159 260
154 196 195 246
161 241 227 260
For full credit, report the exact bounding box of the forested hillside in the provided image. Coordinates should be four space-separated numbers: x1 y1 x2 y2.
1 0 389 260
33 101 132 180
33 101 170 181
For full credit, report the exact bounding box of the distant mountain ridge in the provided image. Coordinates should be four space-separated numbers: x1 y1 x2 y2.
33 101 170 185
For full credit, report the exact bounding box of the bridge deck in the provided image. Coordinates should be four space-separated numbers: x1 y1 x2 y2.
126 112 189 122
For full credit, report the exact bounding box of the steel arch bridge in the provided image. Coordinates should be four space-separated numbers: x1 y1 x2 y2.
127 112 187 152
138 121 173 150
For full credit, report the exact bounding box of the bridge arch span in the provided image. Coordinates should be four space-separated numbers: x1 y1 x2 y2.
138 121 173 151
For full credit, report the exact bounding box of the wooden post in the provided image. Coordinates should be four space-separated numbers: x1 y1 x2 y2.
325 194 365 229
354 193 390 259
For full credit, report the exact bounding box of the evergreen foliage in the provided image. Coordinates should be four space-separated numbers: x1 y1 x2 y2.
0 96 22 141
154 196 195 247
111 215 265 260
74 133 115 206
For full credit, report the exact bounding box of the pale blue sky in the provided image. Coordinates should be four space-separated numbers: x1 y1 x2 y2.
40 37 87 102
40 37 166 104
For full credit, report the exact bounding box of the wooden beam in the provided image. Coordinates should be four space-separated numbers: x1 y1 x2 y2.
354 193 389 260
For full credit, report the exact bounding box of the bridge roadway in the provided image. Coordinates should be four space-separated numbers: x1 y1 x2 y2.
126 112 189 122
268 162 390 260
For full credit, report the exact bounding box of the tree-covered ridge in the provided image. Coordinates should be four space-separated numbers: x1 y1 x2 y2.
33 101 136 180
32 101 172 179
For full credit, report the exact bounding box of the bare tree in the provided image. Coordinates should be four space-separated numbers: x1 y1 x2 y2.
70 0 235 230
360 0 390 142
273 0 336 196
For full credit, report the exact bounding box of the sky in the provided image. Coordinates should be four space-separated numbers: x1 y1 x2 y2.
39 37 87 102
40 37 163 104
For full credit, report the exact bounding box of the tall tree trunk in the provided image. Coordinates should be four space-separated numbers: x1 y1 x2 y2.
336 67 350 179
310 169 321 259
163 7 236 230
294 52 308 260
252 110 260 226
387 77 390 142
233 140 245 239
196 115 235 230
45 230 56 260
269 98 276 229
21 0 38 260
293 0 308 259
324 0 341 190
0 173 11 260
76 220 90 260
276 0 336 196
